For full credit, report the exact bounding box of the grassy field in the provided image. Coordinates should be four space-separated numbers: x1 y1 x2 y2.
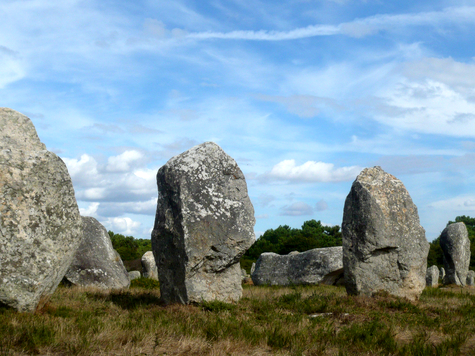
1 280 475 356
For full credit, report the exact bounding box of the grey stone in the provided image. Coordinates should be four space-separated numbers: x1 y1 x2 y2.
250 262 256 275
426 265 440 287
440 267 445 281
440 222 470 286
251 246 344 286
141 251 158 280
342 166 429 301
151 142 255 304
288 251 300 256
466 270 475 286
64 216 130 289
0 108 82 312
129 271 141 280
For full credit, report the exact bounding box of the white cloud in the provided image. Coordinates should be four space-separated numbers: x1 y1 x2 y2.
104 217 142 236
62 152 158 203
279 202 314 216
178 6 475 42
106 150 145 172
0 46 25 89
79 202 100 217
429 195 475 212
269 159 362 182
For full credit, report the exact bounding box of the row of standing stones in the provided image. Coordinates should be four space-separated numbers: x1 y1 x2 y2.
0 107 472 311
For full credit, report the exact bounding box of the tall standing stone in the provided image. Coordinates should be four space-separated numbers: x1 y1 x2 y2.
342 166 429 301
141 251 158 280
0 108 82 312
152 142 255 304
64 216 130 289
440 222 470 286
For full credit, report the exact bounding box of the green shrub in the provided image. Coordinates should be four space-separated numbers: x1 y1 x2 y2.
130 277 160 289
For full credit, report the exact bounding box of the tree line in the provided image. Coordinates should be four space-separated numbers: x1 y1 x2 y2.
108 215 475 273
241 219 342 273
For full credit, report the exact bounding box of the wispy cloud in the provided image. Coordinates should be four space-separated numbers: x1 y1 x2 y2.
269 159 362 183
179 6 475 42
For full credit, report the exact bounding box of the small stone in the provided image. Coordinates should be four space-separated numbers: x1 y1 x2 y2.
129 271 141 280
440 267 445 280
426 265 439 287
466 271 475 286
440 222 470 286
141 251 158 280
251 246 343 286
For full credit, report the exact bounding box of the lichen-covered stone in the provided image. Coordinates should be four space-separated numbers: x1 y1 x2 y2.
251 246 343 286
64 216 130 289
0 108 82 312
342 166 429 301
426 265 439 287
141 251 158 280
152 142 255 304
440 222 470 286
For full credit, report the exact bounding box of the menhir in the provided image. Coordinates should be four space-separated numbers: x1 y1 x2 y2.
151 142 255 304
342 166 429 301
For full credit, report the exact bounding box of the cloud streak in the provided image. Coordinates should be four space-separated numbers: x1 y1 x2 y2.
269 159 362 183
181 6 475 42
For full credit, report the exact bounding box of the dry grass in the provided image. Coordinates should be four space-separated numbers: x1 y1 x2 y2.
1 284 475 355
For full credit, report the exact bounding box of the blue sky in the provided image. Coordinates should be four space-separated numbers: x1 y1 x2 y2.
2 0 475 241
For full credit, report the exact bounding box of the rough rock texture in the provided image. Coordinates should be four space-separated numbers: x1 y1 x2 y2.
128 271 141 280
64 216 130 289
250 263 256 275
426 265 440 287
440 267 446 281
0 108 82 312
141 251 158 280
151 142 255 304
251 246 344 286
440 222 470 286
466 270 475 286
342 166 429 301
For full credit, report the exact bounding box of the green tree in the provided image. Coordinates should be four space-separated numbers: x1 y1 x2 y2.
108 231 152 261
241 220 342 273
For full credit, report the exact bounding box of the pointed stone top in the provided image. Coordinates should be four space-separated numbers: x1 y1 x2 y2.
0 107 46 151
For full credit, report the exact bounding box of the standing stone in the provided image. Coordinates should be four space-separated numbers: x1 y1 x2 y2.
151 142 255 304
250 262 256 276
426 265 440 287
440 222 470 286
141 251 158 280
0 108 82 312
342 166 429 301
466 271 475 286
129 271 141 280
251 246 343 286
64 216 130 289
440 267 445 281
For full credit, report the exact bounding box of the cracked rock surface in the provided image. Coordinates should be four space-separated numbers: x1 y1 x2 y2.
64 216 130 289
0 108 82 312
342 166 429 301
152 142 255 304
